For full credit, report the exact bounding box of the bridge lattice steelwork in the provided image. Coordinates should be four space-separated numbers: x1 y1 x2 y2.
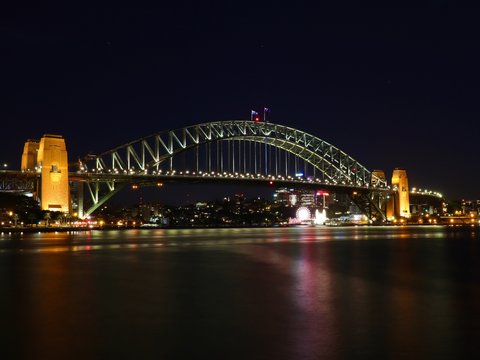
75 121 389 219
0 171 38 193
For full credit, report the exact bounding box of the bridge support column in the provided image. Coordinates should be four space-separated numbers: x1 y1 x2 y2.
371 170 388 217
21 139 40 171
391 168 410 219
350 191 387 223
37 135 70 213
77 182 84 219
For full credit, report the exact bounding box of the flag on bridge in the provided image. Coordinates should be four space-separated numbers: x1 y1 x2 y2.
251 110 260 122
263 107 270 122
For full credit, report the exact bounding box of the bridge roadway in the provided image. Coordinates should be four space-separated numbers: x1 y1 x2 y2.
1 169 391 194
69 170 391 194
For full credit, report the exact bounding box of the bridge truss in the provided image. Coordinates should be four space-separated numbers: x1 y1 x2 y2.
0 171 38 194
77 121 389 219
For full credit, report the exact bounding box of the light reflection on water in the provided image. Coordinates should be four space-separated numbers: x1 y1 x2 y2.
0 226 453 254
0 226 479 359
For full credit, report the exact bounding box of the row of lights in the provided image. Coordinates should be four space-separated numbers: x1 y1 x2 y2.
80 168 387 189
411 187 443 198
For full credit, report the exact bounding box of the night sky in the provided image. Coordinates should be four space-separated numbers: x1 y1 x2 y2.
2 3 479 202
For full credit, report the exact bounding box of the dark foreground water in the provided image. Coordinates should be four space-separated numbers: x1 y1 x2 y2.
1 226 479 359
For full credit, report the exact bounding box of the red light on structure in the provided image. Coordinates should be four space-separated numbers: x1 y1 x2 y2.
316 191 330 196
255 116 260 122
269 181 274 185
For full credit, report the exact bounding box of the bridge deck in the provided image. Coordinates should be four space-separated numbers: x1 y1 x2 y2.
69 171 391 194
0 170 391 195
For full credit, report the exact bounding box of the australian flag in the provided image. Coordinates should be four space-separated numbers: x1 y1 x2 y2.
263 107 271 122
251 110 260 121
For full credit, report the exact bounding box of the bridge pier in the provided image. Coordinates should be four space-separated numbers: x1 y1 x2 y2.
21 134 70 213
349 190 388 223
387 168 410 220
77 182 84 219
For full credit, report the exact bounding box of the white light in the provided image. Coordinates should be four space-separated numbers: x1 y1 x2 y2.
296 207 311 221
314 209 327 225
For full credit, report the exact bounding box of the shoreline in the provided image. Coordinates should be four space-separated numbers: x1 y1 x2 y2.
1 223 479 233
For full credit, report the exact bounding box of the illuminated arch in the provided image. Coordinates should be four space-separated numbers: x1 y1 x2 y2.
90 120 386 188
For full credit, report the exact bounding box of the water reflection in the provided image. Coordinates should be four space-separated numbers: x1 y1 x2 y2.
0 226 479 359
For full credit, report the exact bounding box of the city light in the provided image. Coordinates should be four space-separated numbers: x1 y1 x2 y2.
296 207 311 222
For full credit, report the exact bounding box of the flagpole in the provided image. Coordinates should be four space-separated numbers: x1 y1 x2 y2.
264 107 267 122
251 110 260 122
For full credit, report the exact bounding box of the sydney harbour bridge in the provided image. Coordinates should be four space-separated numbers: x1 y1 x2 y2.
0 120 398 221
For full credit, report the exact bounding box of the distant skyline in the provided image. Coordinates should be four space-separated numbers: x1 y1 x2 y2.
2 3 479 200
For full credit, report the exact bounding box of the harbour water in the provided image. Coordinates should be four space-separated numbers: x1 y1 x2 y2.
1 226 479 359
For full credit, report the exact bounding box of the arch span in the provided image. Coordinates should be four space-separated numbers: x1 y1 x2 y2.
88 120 387 188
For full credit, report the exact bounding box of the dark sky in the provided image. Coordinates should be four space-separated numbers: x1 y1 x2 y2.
1 2 479 201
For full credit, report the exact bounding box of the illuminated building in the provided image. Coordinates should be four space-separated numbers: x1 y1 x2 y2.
273 188 290 204
298 190 315 206
273 188 319 206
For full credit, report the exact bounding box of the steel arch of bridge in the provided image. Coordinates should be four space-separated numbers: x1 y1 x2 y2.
89 121 386 186
79 120 388 217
